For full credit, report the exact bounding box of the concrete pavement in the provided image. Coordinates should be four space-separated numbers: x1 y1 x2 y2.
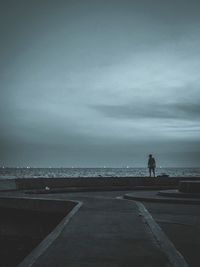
0 189 192 267
17 192 169 267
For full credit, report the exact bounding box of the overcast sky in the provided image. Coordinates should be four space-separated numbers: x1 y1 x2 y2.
1 0 200 167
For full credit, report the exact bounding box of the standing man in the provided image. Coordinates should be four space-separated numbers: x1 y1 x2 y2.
148 154 156 177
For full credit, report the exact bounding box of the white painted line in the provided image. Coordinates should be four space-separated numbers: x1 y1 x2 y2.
18 201 82 267
136 201 188 267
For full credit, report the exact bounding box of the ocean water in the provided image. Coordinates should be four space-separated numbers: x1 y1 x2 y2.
0 167 200 179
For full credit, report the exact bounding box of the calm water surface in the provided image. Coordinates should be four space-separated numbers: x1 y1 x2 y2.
0 167 200 179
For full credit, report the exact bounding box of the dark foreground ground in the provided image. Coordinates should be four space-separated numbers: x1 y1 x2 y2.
0 207 66 267
0 189 199 266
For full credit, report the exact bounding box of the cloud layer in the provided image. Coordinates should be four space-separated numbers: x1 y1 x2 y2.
1 0 200 167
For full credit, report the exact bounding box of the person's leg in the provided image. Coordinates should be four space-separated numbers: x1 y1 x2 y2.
153 168 155 177
149 168 151 177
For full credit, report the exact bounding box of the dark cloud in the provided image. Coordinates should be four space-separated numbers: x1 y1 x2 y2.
175 103 200 118
92 102 200 120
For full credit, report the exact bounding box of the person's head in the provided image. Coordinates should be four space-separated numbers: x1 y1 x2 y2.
149 154 152 158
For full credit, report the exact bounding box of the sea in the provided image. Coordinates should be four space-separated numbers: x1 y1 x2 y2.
0 167 200 179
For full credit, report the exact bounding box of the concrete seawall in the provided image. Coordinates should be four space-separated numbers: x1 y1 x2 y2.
0 177 200 192
0 179 17 191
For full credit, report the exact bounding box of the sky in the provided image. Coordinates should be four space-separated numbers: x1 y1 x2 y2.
1 0 200 167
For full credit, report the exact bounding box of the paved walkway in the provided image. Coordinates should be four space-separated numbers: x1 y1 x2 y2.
3 190 194 266
3 191 170 267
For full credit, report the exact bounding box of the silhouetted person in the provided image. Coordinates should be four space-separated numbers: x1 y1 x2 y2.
148 154 156 177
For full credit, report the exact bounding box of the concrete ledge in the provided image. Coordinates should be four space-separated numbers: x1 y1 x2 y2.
25 185 178 194
14 177 200 190
179 180 200 193
1 177 200 193
0 179 17 191
158 189 200 199
124 191 200 204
